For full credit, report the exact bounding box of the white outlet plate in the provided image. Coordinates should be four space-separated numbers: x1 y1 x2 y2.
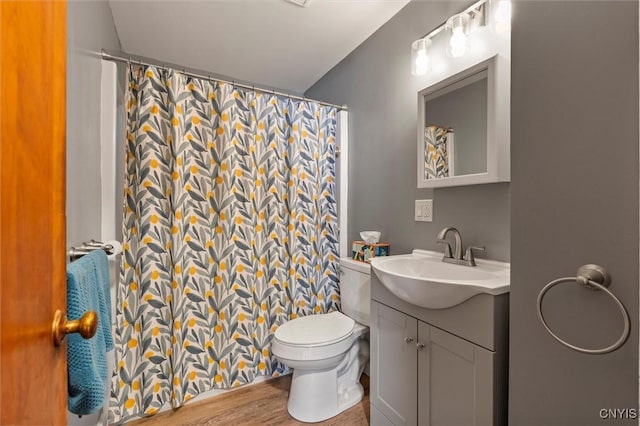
415 199 433 222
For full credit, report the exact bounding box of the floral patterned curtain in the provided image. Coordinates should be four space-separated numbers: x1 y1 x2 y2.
109 65 340 422
424 125 452 179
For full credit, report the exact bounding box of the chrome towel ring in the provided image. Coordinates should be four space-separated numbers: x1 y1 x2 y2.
537 264 630 355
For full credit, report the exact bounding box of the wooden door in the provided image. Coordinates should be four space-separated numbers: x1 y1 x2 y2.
370 302 418 426
0 1 67 424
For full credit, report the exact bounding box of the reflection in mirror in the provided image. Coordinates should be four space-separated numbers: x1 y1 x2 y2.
423 72 487 177
417 55 509 188
423 125 453 179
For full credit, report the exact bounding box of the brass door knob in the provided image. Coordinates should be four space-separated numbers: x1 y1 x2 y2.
52 309 98 347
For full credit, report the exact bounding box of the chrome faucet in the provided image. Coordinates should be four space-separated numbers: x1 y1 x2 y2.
436 227 463 260
436 227 485 267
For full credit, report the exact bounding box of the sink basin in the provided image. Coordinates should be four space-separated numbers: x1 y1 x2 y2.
370 249 510 309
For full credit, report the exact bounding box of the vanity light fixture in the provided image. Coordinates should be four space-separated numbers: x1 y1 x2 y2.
411 38 432 76
411 0 510 75
410 24 445 76
491 0 512 34
446 13 470 58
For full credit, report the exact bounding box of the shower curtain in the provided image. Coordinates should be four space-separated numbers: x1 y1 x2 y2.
424 125 452 179
110 65 340 422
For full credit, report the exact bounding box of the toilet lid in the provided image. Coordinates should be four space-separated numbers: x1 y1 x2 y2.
274 311 355 347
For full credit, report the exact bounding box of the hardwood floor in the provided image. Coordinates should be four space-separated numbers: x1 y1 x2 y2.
130 374 370 426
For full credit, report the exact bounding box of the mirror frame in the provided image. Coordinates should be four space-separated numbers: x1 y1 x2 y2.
417 55 510 188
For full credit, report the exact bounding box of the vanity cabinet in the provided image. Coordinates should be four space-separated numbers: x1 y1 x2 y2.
370 274 508 426
371 302 496 426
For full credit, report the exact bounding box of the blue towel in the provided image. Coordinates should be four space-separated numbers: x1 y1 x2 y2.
66 249 113 415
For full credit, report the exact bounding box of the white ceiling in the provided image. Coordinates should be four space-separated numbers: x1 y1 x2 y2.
109 0 410 94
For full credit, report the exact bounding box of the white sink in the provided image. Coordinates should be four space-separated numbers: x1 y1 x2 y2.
370 249 510 309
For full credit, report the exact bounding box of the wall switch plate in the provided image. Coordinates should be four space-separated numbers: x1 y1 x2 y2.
415 199 433 222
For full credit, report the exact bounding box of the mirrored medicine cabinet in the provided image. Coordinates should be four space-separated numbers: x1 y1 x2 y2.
417 55 510 188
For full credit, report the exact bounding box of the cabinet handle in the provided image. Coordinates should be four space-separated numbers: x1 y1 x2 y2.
404 336 414 344
416 342 426 351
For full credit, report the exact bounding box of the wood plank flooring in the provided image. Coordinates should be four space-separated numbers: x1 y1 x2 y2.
130 374 370 426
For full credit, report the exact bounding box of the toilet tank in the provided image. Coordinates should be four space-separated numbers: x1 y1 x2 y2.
339 257 371 326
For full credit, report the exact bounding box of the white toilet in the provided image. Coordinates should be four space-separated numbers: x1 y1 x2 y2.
272 257 371 423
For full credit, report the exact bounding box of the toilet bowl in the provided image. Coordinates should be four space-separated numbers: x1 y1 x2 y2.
272 258 371 423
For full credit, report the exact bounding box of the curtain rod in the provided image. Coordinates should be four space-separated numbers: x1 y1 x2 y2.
101 51 347 111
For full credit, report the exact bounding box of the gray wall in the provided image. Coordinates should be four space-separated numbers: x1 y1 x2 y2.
510 2 639 424
306 1 510 261
67 0 121 247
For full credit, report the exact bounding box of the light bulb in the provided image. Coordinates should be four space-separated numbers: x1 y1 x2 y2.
449 27 467 58
415 50 430 75
493 0 511 34
411 38 432 76
446 13 469 58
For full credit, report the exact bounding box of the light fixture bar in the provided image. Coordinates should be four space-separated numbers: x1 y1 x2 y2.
283 0 315 7
417 0 488 41
462 0 489 20
467 3 486 32
423 24 446 41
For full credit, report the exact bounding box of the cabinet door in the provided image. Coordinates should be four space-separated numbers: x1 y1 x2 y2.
418 322 495 426
371 302 418 426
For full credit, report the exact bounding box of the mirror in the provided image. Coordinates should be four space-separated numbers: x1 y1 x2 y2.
417 55 509 188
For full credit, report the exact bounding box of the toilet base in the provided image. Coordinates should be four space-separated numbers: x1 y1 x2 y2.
288 366 340 423
285 338 369 423
337 381 364 412
287 369 365 423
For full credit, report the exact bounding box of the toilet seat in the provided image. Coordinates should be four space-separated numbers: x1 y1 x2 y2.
274 311 355 347
272 312 358 362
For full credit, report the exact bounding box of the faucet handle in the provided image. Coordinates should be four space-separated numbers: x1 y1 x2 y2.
464 246 485 266
437 240 453 258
